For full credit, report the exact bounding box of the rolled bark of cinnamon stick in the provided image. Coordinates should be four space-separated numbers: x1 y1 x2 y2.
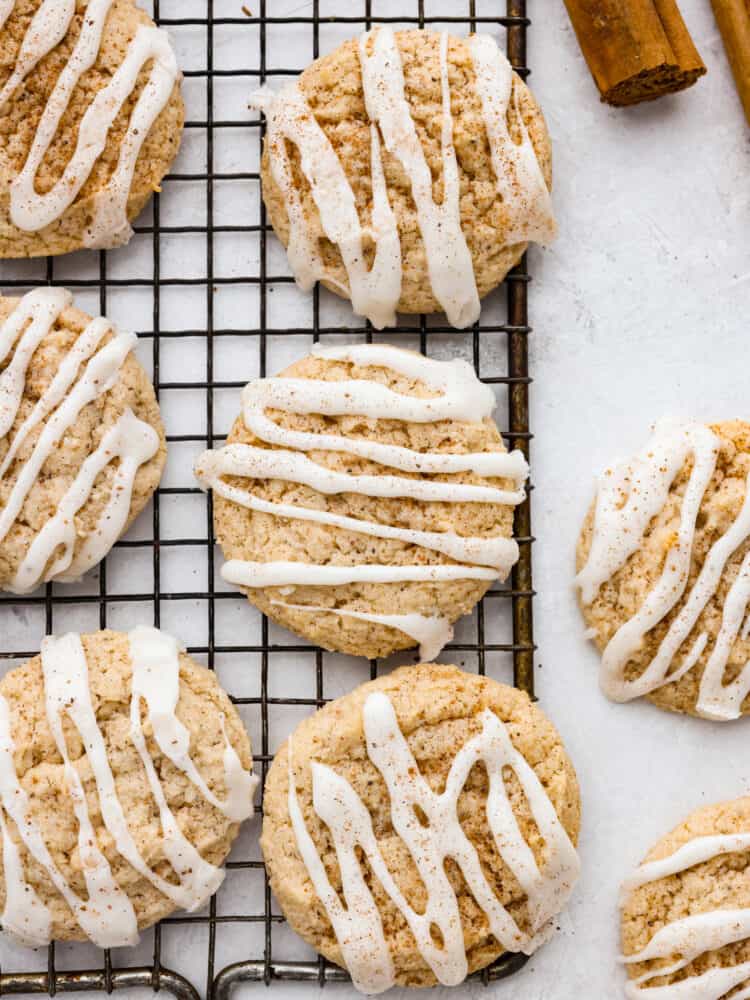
563 0 707 107
711 0 750 125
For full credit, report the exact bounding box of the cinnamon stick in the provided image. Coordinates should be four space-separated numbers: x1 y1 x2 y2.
711 0 750 124
563 0 707 107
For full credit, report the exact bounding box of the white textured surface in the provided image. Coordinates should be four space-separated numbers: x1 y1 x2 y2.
529 2 750 998
1 0 749 997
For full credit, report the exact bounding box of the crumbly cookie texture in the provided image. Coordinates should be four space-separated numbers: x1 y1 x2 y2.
259 29 552 316
0 629 253 941
261 662 581 989
0 293 166 590
621 797 750 994
211 351 516 659
577 420 750 717
0 0 184 258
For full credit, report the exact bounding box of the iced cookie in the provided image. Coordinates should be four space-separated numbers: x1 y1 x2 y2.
576 418 750 719
0 626 257 946
250 27 554 329
620 796 750 999
0 0 183 257
260 662 580 992
195 343 528 660
0 288 166 593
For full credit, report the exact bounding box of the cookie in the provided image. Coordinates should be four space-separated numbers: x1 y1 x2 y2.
195 343 527 660
620 797 750 999
261 663 580 992
576 417 750 719
0 626 257 946
0 288 166 593
250 27 554 329
0 0 184 257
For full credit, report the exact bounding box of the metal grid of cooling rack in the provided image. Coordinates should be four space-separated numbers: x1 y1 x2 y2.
0 0 536 997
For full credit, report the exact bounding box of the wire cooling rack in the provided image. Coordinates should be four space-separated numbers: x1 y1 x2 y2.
0 0 536 996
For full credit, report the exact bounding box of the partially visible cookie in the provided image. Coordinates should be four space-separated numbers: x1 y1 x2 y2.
576 417 750 719
620 797 750 998
0 0 184 257
0 288 166 593
261 663 581 991
0 626 257 946
195 343 528 661
251 27 554 328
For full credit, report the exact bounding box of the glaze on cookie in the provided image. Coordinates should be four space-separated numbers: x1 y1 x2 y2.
195 344 527 660
0 289 166 593
620 797 750 998
577 418 750 719
250 28 554 328
0 627 257 946
261 663 580 991
0 0 183 257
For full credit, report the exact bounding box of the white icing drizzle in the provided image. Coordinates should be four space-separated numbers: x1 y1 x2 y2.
251 84 401 330
697 548 750 720
624 911 750 984
195 445 520 573
0 808 51 947
223 559 497 589
575 418 719 606
196 345 525 660
270 600 453 661
0 286 73 441
0 330 136 541
0 289 158 592
40 635 142 946
196 443 523 508
0 627 257 947
621 833 750 897
0 315 114 480
288 691 579 994
0 687 136 948
575 417 750 718
250 29 553 329
2 0 179 249
0 0 14 27
128 625 258 824
11 409 159 594
239 345 524 472
287 741 394 994
246 343 505 429
625 962 750 1000
0 0 73 112
467 34 556 247
359 28 478 329
621 832 750 998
